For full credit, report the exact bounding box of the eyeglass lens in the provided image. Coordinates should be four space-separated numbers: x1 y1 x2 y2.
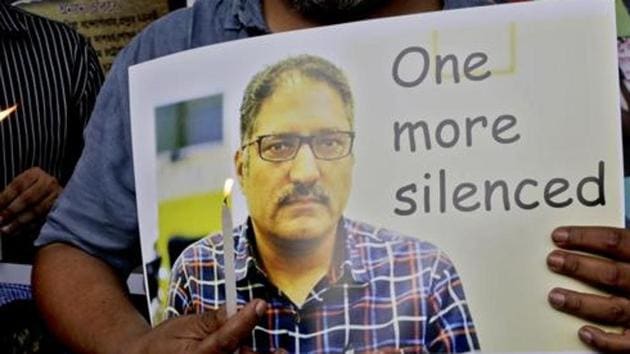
259 132 353 161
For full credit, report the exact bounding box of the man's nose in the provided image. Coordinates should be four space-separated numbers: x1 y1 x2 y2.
289 144 321 185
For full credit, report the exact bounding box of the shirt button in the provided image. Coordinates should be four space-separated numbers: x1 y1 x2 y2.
294 312 301 324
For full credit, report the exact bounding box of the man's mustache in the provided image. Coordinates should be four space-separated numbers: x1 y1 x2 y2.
277 183 330 207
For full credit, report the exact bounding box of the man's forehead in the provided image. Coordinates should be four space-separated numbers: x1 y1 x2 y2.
273 71 324 90
251 79 350 135
262 73 344 107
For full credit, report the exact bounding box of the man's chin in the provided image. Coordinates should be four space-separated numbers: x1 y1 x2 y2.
271 225 333 253
273 216 335 241
279 224 327 239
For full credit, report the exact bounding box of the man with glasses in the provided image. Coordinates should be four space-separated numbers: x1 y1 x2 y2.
166 55 479 353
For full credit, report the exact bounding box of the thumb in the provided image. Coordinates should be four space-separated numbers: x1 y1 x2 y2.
195 299 267 353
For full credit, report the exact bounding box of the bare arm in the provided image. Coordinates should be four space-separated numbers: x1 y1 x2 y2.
32 243 266 354
32 243 151 354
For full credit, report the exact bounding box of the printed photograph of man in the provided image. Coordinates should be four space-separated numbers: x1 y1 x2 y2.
166 55 479 353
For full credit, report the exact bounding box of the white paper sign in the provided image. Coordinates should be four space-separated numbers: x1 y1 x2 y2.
131 0 622 351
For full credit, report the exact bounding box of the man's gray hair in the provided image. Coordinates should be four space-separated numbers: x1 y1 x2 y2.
239 54 354 141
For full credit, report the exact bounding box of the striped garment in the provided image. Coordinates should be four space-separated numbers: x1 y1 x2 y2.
167 218 480 353
0 3 103 263
0 3 103 187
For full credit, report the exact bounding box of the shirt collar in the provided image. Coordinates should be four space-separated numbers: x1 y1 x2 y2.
223 0 268 33
232 217 371 284
0 3 27 35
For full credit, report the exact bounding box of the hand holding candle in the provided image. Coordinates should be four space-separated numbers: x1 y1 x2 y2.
0 167 62 236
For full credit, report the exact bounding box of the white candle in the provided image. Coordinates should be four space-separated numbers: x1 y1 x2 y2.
222 178 237 318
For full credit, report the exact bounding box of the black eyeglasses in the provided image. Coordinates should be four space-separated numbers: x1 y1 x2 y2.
242 131 355 162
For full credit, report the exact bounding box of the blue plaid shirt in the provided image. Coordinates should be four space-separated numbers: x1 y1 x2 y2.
167 218 479 353
0 283 31 307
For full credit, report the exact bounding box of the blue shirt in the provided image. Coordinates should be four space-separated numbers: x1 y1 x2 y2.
36 0 495 277
167 218 479 353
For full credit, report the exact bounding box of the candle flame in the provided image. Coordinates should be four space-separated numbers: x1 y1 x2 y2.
0 104 17 123
223 178 234 198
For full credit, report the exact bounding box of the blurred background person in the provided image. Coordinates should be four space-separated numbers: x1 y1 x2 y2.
0 1 103 352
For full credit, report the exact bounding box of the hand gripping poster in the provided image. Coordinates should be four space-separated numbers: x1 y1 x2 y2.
130 0 623 352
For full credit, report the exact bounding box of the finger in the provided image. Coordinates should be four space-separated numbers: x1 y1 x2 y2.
195 307 227 336
552 226 630 262
0 169 39 212
0 220 22 236
547 250 630 292
0 191 55 236
196 299 266 354
1 173 54 222
548 288 630 327
1 208 39 236
578 325 630 353
160 309 225 342
31 189 60 218
1 216 45 237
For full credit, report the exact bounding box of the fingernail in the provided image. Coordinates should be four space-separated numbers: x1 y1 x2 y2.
255 300 267 317
552 229 569 244
548 291 566 308
579 328 593 345
547 253 565 271
606 233 621 248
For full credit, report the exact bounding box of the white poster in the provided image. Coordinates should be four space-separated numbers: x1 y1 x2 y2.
130 0 622 351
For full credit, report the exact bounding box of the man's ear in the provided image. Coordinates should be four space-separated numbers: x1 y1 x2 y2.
235 149 245 188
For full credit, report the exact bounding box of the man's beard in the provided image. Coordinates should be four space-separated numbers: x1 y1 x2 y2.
287 0 391 24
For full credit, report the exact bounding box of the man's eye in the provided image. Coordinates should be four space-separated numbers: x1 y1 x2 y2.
265 141 293 152
318 137 342 147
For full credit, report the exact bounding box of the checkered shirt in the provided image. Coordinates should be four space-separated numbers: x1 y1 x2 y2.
0 283 31 307
166 218 479 353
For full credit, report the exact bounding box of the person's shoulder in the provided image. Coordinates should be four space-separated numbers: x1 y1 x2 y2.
115 0 236 67
345 219 461 286
175 232 225 266
6 5 87 48
172 223 246 269
113 6 193 67
346 218 441 255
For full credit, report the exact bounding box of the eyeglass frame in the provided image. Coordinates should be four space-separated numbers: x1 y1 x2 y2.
240 131 356 162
